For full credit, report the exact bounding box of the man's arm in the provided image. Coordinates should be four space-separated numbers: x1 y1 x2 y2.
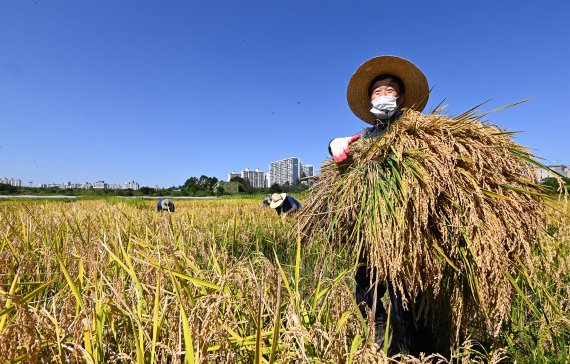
284 197 301 214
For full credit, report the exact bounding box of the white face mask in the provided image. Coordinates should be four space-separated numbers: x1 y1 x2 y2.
370 95 398 120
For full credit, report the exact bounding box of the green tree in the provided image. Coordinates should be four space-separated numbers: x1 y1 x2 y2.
182 175 219 196
269 183 282 194
199 175 218 190
184 177 199 189
230 176 254 193
0 183 17 194
139 186 156 195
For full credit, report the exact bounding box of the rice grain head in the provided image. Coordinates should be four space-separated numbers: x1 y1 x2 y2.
299 109 550 343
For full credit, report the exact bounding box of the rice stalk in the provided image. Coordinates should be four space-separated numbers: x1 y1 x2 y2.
299 108 555 343
254 277 264 364
268 272 283 363
150 274 162 364
171 273 196 364
0 265 20 333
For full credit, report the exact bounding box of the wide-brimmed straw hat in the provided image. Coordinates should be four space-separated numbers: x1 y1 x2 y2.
347 55 429 125
270 193 287 209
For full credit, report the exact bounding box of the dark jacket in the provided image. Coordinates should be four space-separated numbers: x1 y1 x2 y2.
275 196 301 215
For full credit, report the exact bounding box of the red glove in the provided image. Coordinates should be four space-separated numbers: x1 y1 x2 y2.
329 134 361 163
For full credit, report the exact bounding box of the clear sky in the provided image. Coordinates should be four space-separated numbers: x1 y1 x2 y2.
2 0 569 187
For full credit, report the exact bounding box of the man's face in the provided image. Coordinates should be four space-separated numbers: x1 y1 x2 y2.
370 78 405 107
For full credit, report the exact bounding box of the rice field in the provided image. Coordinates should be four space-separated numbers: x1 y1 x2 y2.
0 197 569 363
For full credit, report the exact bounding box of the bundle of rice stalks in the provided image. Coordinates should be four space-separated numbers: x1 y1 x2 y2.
299 108 551 341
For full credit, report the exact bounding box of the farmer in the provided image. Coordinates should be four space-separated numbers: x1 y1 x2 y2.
262 196 272 208
330 56 445 355
269 193 301 218
156 198 175 212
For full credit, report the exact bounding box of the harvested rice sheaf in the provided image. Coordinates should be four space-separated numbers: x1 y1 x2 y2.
299 109 549 342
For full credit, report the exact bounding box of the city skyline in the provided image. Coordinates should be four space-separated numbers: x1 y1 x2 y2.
228 157 315 189
7 159 570 190
1 176 141 190
3 154 318 188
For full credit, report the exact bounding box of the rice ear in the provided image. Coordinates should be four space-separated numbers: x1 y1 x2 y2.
298 108 550 343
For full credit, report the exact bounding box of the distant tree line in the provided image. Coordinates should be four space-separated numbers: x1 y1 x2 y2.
0 183 18 194
0 174 310 197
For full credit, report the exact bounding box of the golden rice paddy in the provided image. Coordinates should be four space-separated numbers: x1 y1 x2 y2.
1 197 568 363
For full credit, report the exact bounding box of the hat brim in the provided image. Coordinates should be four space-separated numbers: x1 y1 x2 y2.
269 193 287 209
347 55 429 125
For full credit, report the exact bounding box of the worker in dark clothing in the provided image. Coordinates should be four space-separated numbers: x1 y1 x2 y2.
156 198 175 212
269 193 301 218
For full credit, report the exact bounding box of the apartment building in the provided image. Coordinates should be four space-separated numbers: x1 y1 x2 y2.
536 164 570 180
93 181 108 189
124 180 140 190
268 157 300 186
300 163 314 178
227 171 241 181
0 177 22 187
241 168 266 189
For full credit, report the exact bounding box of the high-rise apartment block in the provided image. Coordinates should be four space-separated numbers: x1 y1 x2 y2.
63 181 82 189
37 180 139 189
549 164 570 178
0 177 22 187
124 180 140 190
268 157 300 186
227 171 241 181
93 181 108 189
242 168 267 188
300 163 314 179
536 164 570 180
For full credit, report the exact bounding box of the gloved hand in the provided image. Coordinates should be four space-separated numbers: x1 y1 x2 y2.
329 134 361 163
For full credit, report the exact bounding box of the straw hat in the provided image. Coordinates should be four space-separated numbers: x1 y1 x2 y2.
347 55 429 125
270 193 287 209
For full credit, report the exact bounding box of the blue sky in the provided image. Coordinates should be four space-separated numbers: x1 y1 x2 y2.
1 0 569 187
